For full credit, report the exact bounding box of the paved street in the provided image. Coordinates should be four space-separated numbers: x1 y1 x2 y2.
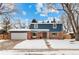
1 49 79 55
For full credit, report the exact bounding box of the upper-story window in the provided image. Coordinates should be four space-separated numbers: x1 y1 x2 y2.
51 18 57 29
53 23 57 29
34 24 38 29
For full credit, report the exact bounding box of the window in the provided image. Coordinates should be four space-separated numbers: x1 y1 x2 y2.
52 33 57 36
34 24 38 29
32 32 37 39
53 23 57 29
52 33 57 38
32 32 36 36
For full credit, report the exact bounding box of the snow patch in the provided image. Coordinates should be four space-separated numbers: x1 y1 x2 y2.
0 40 8 43
1 50 79 55
48 40 79 49
0 50 26 55
14 39 79 49
14 40 48 49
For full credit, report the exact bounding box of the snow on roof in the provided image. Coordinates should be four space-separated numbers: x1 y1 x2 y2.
9 29 49 32
0 40 8 43
68 32 74 33
66 32 74 34
0 27 3 30
8 29 31 32
31 29 49 32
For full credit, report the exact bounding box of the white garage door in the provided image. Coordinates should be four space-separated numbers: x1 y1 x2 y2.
11 33 27 40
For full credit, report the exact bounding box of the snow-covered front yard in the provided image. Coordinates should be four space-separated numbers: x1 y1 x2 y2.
49 40 79 49
13 39 79 49
1 39 79 55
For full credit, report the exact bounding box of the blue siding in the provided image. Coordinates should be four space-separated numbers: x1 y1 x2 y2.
30 24 63 32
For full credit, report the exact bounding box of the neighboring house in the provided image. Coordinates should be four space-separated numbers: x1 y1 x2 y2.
27 19 63 39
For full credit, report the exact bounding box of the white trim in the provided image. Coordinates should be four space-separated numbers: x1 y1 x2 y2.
8 29 31 32
31 29 49 32
9 29 49 32
34 24 38 29
0 27 3 30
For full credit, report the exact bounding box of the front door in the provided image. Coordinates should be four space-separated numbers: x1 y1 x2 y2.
42 32 47 39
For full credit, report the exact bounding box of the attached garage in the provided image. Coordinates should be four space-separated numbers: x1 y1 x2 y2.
9 29 31 40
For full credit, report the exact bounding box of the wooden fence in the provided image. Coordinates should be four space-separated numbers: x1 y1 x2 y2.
0 33 10 40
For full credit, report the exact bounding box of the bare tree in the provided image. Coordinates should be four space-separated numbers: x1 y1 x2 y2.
60 13 73 33
61 3 79 41
41 3 79 41
2 16 11 33
47 3 79 40
0 3 16 15
0 3 21 30
13 19 28 29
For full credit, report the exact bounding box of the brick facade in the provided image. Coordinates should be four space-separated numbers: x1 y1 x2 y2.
27 31 64 39
27 32 32 39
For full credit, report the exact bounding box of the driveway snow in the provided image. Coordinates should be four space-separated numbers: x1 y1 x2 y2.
14 40 48 49
14 39 79 49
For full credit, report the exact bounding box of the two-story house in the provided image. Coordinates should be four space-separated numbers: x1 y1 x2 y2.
27 19 63 39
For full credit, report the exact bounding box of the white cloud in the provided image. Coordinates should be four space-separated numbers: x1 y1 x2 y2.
36 3 43 13
36 3 48 17
55 17 60 20
22 11 26 15
29 5 32 8
40 14 47 17
36 3 59 17
48 8 59 13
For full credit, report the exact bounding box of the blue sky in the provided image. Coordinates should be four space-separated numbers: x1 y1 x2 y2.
14 3 64 21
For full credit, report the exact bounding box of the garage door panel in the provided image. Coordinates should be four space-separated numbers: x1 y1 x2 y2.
11 33 27 40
